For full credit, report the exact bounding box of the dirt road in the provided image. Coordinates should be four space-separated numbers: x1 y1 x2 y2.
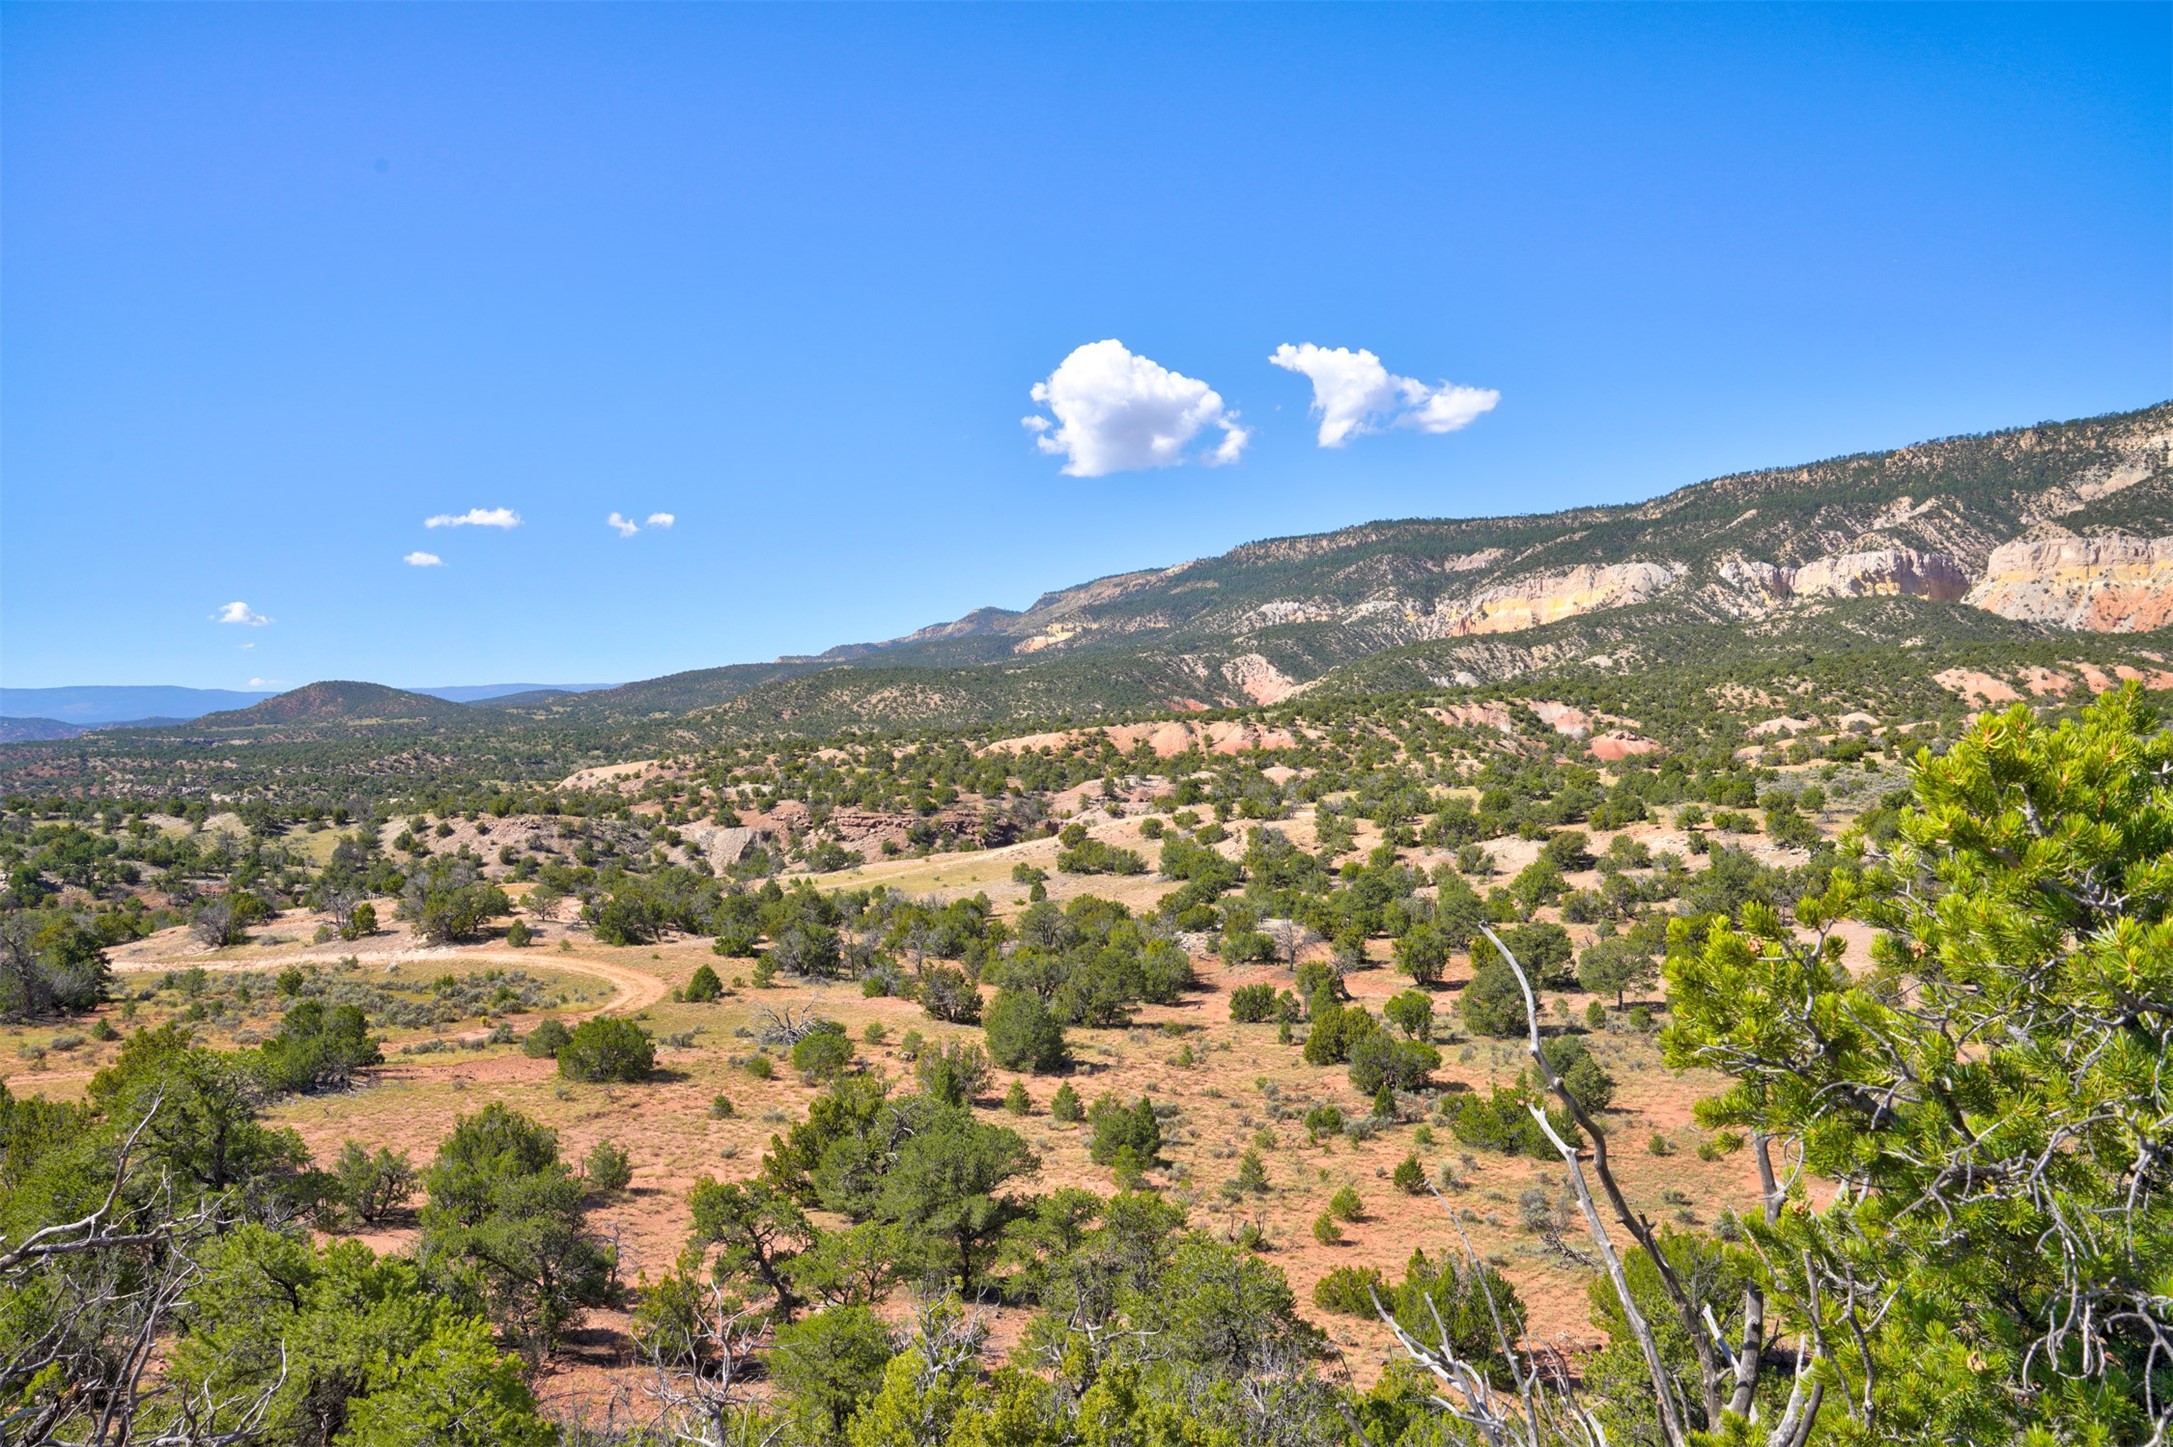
105 947 669 1019
13 948 672 1089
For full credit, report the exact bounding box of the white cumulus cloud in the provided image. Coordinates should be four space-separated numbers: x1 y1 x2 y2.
424 507 521 529
403 551 444 567
246 677 288 690
606 512 640 537
645 512 675 529
213 601 271 627
1023 340 1249 477
1267 343 1499 447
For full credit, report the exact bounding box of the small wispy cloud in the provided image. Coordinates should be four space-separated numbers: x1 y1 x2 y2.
403 551 445 567
214 601 271 627
645 512 676 529
246 677 288 690
237 642 255 651
1023 340 1249 477
424 507 521 530
606 512 640 538
1268 343 1499 447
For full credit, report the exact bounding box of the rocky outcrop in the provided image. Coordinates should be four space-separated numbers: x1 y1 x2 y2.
1427 703 1515 732
1934 669 2023 706
681 824 770 870
1748 715 1818 737
1717 548 1971 607
1222 653 1302 704
982 719 1303 758
1789 548 1972 601
1717 558 1791 601
1529 701 1594 738
1590 730 1662 761
1434 562 1682 637
1964 533 2173 633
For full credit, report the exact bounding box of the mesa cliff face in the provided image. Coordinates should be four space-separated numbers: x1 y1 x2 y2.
1790 548 1973 602
510 402 2172 726
1965 533 2173 633
827 404 2169 673
1716 547 1973 608
1434 562 1683 636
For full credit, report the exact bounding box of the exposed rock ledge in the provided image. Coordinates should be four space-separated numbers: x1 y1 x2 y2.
1221 652 1302 704
1964 533 2173 633
1718 547 1971 604
1434 562 1682 637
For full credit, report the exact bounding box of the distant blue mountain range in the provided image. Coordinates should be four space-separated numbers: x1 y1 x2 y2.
0 683 615 725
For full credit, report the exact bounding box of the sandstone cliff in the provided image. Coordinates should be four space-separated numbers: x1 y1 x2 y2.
1435 562 1682 636
1964 533 2173 633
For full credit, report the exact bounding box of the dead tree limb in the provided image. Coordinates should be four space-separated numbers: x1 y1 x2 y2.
1480 923 1692 1447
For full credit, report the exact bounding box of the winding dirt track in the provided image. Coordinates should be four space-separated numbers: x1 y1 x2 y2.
104 948 669 1020
16 949 670 1088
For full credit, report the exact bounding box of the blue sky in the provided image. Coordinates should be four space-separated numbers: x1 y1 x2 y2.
3 4 2166 690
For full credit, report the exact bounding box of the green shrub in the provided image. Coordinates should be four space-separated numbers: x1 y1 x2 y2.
1348 1034 1440 1094
984 988 1068 1073
1538 1035 1616 1112
1385 1251 1525 1372
1088 1095 1163 1167
1392 925 1450 985
1471 922 1576 987
1450 1084 1578 1158
1229 983 1280 1023
712 923 762 958
254 1001 381 1095
1393 1153 1425 1194
331 1140 415 1225
1458 960 1527 1038
1295 962 1345 1007
1050 1081 1082 1123
917 964 982 1025
683 963 724 1002
743 1054 775 1080
1055 838 1146 875
1383 990 1435 1042
557 1017 655 1083
341 901 377 941
1313 1264 1387 1315
1003 1081 1031 1116
790 1024 853 1081
1303 1002 1380 1065
521 1017 572 1059
915 1040 992 1106
1329 1185 1364 1222
584 1139 633 1193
